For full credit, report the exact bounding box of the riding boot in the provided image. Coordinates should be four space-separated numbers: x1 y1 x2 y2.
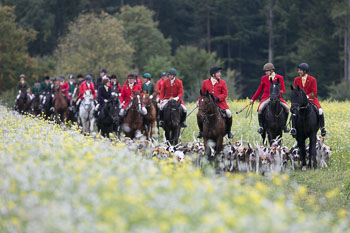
159 110 164 127
319 113 327 136
226 116 233 138
180 111 187 128
257 113 264 134
143 118 149 132
283 111 289 133
197 115 203 138
290 113 297 137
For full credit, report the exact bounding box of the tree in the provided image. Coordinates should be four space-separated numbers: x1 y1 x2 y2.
0 6 37 91
53 12 134 79
172 45 223 102
143 55 172 80
116 5 171 70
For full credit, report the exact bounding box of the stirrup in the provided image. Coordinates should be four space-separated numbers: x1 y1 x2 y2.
290 128 297 136
50 107 55 112
197 131 202 138
227 131 233 139
257 127 264 134
320 127 327 137
283 125 289 133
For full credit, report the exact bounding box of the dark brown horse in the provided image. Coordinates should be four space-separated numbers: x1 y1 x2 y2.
54 85 68 124
29 93 42 116
15 88 31 114
197 90 226 161
142 93 157 139
122 91 144 139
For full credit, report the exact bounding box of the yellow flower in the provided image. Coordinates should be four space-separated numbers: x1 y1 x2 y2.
325 188 339 199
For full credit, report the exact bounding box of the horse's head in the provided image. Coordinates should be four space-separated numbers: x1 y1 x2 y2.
84 90 92 98
106 98 120 123
142 93 153 107
269 79 280 101
290 85 308 112
198 90 216 114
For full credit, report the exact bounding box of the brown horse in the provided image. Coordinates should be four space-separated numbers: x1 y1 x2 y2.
197 90 226 161
15 88 31 114
54 85 68 124
142 93 157 139
122 91 144 139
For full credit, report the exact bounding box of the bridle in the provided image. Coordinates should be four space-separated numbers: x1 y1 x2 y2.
198 95 220 120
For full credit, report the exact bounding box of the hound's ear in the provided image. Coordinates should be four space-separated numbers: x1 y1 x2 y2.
290 85 294 91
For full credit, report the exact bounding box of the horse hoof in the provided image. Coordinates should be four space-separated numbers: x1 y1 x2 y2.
302 166 307 171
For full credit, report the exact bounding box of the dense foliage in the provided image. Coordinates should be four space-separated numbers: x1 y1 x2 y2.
1 0 350 100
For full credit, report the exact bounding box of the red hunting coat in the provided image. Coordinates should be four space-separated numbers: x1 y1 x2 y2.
156 79 165 97
55 81 71 100
160 78 185 105
251 74 287 110
120 83 142 109
198 78 229 110
78 81 96 100
293 75 321 108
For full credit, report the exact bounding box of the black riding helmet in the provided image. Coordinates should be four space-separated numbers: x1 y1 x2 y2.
297 63 309 73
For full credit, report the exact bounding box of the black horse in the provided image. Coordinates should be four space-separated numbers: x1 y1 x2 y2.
261 79 288 145
290 85 319 170
15 88 31 114
162 99 182 145
29 93 42 116
96 96 121 138
42 91 54 120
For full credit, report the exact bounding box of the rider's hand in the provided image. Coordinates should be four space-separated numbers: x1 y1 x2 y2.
249 99 254 105
174 96 179 101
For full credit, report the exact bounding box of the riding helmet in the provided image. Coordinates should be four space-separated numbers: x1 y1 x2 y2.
210 66 222 76
127 73 136 79
110 74 117 80
132 72 138 78
161 72 167 76
297 63 309 72
85 74 93 81
102 78 109 86
263 63 275 71
100 68 107 73
168 68 177 75
143 73 151 79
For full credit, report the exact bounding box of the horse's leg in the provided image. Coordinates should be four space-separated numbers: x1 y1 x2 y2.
165 128 170 143
298 139 307 170
309 134 317 169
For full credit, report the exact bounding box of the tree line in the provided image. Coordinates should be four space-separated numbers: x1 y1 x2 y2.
0 0 349 101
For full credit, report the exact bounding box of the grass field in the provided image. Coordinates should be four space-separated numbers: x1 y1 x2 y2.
0 100 349 232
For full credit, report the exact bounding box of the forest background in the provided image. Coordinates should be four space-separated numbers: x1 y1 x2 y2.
0 0 350 102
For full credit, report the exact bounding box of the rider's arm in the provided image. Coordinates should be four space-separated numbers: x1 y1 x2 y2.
279 76 286 95
160 81 166 100
177 79 184 100
216 80 228 102
308 77 317 99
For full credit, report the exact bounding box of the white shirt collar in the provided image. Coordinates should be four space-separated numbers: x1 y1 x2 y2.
210 77 218 86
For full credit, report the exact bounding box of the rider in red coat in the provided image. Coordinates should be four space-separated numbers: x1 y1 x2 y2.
159 68 187 128
196 66 233 138
250 63 290 134
292 63 326 136
156 72 167 102
78 75 96 100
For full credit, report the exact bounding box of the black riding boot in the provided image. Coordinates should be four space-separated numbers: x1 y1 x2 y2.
319 113 327 136
283 111 289 133
197 115 203 138
226 116 233 138
159 110 164 127
257 113 264 134
180 111 187 128
143 117 149 132
290 113 297 137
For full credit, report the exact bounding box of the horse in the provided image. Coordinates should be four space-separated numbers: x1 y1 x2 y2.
15 88 31 114
122 91 144 139
79 90 95 135
261 79 287 146
54 86 68 124
162 99 183 145
96 94 121 138
42 91 54 120
197 90 226 161
29 93 42 116
142 93 157 139
290 85 319 170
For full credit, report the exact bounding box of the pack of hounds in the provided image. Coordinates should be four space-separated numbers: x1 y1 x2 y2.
116 132 332 174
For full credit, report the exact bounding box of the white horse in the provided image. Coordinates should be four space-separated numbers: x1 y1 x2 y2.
79 90 95 135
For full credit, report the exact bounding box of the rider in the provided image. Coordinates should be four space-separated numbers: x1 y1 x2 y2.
110 74 122 94
292 63 327 137
196 66 233 138
133 72 144 86
77 74 97 104
52 75 71 110
159 68 187 128
119 73 147 131
249 63 290 134
97 68 108 89
156 72 167 102
96 78 112 116
32 80 42 100
16 74 29 100
67 75 75 96
142 73 155 96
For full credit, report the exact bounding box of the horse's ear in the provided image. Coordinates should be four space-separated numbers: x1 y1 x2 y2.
270 79 273 84
277 78 280 84
297 85 300 91
290 85 294 91
205 90 209 96
200 90 203 96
